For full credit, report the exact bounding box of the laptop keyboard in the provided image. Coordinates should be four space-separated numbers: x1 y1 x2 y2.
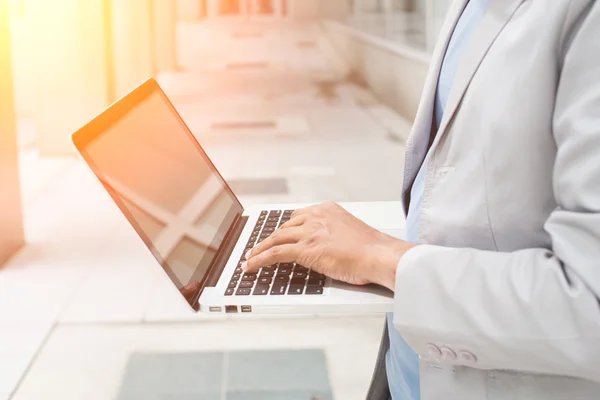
224 210 325 296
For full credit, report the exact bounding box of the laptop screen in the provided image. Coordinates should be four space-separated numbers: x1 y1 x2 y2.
77 81 243 309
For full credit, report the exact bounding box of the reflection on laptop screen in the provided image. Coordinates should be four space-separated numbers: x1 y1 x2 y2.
81 88 242 305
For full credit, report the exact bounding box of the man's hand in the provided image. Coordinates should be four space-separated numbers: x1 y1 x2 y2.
242 202 417 291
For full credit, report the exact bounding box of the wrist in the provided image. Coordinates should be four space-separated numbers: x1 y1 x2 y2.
370 235 416 291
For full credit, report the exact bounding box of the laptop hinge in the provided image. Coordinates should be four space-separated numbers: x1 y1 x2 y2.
201 215 248 292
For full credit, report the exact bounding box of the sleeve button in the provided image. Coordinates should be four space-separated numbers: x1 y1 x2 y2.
459 350 477 364
427 344 442 361
440 347 457 361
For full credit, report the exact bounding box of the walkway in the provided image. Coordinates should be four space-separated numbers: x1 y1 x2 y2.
1 20 409 400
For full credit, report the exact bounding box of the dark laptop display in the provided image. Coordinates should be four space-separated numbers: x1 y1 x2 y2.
73 80 243 308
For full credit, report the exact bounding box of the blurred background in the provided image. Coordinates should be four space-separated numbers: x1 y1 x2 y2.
0 1 452 399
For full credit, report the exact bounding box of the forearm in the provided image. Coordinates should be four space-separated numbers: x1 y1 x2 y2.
392 244 600 382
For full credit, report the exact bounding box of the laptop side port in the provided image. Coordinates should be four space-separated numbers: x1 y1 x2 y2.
241 305 252 313
209 306 222 313
225 305 238 313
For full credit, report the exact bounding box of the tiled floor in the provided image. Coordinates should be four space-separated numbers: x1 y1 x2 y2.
2 20 409 399
117 349 333 399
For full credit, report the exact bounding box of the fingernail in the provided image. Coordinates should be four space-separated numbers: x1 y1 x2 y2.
245 250 252 259
241 261 248 271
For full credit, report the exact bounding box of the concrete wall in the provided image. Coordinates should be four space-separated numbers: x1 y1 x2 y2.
322 20 429 122
0 1 25 266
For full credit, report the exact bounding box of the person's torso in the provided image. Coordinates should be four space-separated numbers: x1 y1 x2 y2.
387 2 492 398
402 0 600 399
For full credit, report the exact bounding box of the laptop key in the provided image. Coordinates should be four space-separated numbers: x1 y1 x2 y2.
228 281 238 288
288 284 304 295
292 270 307 279
295 265 309 273
242 275 257 281
232 274 241 280
235 267 243 274
305 286 324 295
309 271 325 280
271 282 287 295
275 275 290 282
259 270 274 277
277 267 293 275
225 288 234 296
258 277 272 284
239 281 254 288
236 288 251 295
253 284 270 295
307 279 325 287
290 277 306 285
262 265 276 272
279 262 294 268
260 211 268 216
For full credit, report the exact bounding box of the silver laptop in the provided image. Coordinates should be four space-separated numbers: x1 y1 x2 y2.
72 78 393 314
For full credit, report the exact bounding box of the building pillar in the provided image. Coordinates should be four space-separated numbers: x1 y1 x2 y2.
152 0 178 72
0 1 25 266
110 0 155 99
29 0 110 156
206 0 219 17
241 0 250 17
272 0 284 18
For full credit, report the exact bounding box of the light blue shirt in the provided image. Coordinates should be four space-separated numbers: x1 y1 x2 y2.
386 1 491 398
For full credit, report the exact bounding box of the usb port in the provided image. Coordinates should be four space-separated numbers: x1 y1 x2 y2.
209 306 222 312
241 305 252 313
225 305 238 313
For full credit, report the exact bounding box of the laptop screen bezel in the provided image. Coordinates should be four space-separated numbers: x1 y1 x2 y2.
71 78 244 311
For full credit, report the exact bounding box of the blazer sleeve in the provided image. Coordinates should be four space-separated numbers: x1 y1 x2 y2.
392 2 600 383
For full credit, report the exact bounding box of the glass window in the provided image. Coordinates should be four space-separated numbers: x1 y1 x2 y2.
344 0 452 53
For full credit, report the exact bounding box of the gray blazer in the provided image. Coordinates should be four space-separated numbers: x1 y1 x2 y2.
369 0 600 399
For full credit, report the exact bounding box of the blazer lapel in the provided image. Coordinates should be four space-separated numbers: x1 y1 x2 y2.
429 0 526 154
402 0 468 210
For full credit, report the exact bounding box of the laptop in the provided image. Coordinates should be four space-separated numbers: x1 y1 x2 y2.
72 78 394 314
